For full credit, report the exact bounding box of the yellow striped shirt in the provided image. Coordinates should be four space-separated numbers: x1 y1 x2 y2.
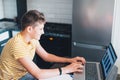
0 33 39 80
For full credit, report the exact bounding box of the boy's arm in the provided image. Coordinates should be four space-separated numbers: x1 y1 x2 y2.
35 43 86 64
18 57 83 79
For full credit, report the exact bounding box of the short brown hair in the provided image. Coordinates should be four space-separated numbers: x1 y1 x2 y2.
21 10 46 30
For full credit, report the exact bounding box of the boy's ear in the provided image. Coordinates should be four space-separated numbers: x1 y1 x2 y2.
27 26 33 33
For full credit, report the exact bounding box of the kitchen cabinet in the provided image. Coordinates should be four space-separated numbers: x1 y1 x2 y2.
0 30 10 53
0 22 19 53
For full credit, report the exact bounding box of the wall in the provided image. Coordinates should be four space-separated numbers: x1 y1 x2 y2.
112 0 120 74
3 0 17 19
27 0 73 24
0 0 4 19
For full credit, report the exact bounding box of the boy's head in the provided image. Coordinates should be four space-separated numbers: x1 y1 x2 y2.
21 10 46 31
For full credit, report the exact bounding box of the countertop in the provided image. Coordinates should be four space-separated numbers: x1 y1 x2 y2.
0 21 19 33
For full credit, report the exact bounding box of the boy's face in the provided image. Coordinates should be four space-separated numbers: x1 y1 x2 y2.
31 22 44 40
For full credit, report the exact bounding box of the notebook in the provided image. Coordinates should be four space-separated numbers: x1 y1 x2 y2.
73 43 117 80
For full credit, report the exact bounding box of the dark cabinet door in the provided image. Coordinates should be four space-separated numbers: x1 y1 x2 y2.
40 35 71 57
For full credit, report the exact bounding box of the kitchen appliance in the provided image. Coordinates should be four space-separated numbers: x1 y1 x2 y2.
72 0 115 61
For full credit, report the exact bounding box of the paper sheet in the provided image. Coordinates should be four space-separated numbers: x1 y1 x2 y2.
39 74 73 80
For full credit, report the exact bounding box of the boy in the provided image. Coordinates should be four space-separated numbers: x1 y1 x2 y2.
0 10 86 80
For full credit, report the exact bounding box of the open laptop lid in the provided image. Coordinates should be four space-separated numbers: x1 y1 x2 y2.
100 43 117 80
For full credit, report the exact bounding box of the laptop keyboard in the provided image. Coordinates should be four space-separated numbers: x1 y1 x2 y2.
85 63 98 80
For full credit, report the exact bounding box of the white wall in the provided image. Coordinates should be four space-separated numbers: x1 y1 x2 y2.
27 0 73 24
0 0 4 19
112 0 120 74
3 0 17 19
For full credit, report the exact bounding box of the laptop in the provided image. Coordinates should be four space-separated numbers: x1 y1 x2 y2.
73 43 117 80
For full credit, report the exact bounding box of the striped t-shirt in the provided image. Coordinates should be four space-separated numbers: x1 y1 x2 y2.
0 33 39 80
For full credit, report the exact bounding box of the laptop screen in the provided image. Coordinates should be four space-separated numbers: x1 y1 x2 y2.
101 43 117 79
